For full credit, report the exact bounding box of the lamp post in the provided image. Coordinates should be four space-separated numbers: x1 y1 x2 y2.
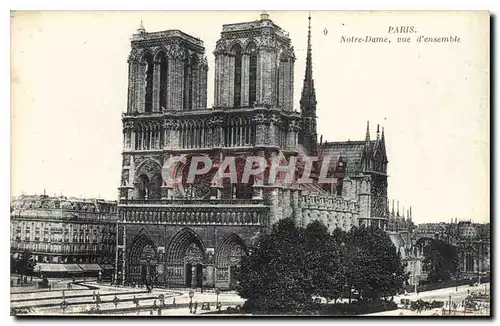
60 299 68 314
449 295 452 314
158 294 165 308
189 290 194 313
215 288 221 311
201 266 204 294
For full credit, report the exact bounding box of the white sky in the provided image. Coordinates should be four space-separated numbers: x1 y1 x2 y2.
10 11 490 223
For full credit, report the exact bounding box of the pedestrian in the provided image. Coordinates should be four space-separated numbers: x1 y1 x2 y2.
173 298 176 307
150 310 153 315
194 301 198 314
92 291 96 300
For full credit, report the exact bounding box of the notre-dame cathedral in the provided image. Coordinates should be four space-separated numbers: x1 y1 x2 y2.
115 13 389 289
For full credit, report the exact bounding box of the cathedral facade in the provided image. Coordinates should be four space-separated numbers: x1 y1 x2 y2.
116 13 389 289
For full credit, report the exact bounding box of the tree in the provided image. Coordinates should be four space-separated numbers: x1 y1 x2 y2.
236 220 407 313
236 218 313 312
11 255 17 274
346 226 407 301
14 250 36 279
423 239 458 283
304 221 344 303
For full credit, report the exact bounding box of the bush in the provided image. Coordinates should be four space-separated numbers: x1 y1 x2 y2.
320 299 398 315
242 299 397 315
409 299 444 311
38 276 49 288
417 279 472 292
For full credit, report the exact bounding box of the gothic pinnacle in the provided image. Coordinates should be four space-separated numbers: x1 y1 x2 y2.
300 12 316 110
137 20 146 33
365 121 370 141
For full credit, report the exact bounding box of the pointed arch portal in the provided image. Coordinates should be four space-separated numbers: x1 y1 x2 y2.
166 228 206 287
128 232 157 286
216 233 247 289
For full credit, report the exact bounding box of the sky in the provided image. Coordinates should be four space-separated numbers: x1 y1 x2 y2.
10 11 489 223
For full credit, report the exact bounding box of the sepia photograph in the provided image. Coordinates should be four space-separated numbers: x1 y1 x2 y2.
9 9 490 317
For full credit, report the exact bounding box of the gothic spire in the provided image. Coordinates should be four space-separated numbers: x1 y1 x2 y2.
376 124 380 140
381 126 385 142
299 13 318 155
137 20 146 34
300 13 317 111
365 121 370 141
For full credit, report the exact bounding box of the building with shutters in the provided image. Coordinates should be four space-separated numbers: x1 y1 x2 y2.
10 194 117 277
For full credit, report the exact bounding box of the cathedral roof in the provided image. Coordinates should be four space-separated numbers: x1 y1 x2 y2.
319 140 371 175
296 183 331 196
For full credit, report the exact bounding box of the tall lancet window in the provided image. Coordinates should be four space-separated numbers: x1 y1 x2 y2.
248 45 257 105
143 53 154 113
232 44 242 107
158 52 168 111
184 60 193 110
277 52 287 107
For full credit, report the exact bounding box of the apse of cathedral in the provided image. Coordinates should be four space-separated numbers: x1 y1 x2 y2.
116 14 389 288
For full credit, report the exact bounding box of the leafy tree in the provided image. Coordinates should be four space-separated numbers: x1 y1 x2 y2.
304 221 344 303
341 227 369 302
236 220 407 313
423 239 458 283
236 218 313 312
340 226 407 301
14 250 36 279
10 255 17 274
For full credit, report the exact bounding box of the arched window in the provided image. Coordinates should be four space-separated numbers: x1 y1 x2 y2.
277 52 287 107
142 53 154 113
184 60 193 110
232 44 242 106
137 174 150 199
149 174 162 200
158 52 168 110
248 45 257 105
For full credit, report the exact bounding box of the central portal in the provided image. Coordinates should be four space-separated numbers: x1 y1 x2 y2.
166 228 206 287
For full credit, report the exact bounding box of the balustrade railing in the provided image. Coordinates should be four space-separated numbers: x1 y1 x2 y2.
119 205 268 226
119 198 264 206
